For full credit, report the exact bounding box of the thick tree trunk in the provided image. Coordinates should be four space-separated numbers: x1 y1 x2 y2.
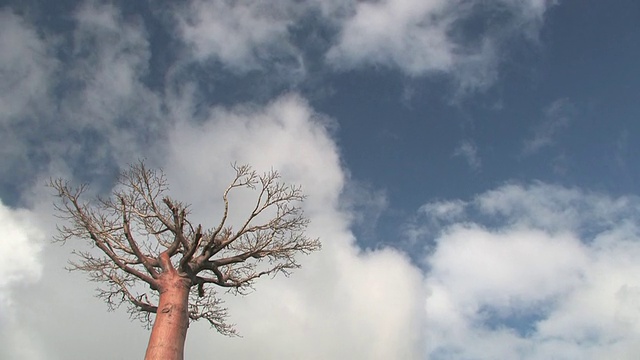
144 272 191 360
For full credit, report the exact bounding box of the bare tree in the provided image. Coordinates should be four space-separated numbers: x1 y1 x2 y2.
50 162 321 360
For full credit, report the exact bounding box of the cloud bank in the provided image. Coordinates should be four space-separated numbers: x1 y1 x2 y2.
411 183 640 359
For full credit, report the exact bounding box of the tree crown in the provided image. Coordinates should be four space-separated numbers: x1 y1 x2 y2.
51 161 321 335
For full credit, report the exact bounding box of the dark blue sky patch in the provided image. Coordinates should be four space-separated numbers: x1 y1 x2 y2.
478 302 551 338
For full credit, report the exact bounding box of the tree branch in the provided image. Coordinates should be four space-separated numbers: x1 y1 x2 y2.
50 161 320 336
120 197 160 278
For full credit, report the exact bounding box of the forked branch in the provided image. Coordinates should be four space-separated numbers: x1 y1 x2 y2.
50 161 320 334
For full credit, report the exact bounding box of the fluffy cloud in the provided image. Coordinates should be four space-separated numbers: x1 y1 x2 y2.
5 2 637 359
0 4 429 357
175 0 555 91
0 200 44 307
0 200 45 360
163 94 426 359
414 183 640 359
326 0 554 90
4 91 426 359
177 0 305 74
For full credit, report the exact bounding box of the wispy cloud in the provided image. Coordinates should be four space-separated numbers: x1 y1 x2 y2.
341 180 389 244
0 10 59 199
453 140 482 171
522 98 575 156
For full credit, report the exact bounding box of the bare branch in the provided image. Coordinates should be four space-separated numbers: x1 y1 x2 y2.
50 161 320 336
120 197 159 279
50 179 158 288
201 164 257 254
179 224 202 273
187 285 237 336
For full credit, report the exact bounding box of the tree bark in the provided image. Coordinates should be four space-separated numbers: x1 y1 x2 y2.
144 273 191 360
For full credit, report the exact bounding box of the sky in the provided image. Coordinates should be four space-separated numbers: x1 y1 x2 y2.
1 0 640 359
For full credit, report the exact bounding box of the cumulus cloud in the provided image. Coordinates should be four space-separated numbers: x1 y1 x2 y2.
0 5 429 357
4 92 426 359
412 182 640 359
163 94 426 359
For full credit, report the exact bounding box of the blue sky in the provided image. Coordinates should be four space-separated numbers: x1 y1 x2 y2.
1 1 640 359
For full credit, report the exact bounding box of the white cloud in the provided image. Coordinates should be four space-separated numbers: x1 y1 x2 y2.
417 183 640 359
163 94 343 216
164 94 426 359
4 93 426 360
327 0 555 91
474 182 637 234
403 199 467 245
4 2 635 360
419 199 467 221
326 1 455 73
0 199 46 360
0 200 44 307
177 0 305 74
429 227 587 309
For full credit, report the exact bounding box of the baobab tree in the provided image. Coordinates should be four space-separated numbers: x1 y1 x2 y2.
50 162 321 360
